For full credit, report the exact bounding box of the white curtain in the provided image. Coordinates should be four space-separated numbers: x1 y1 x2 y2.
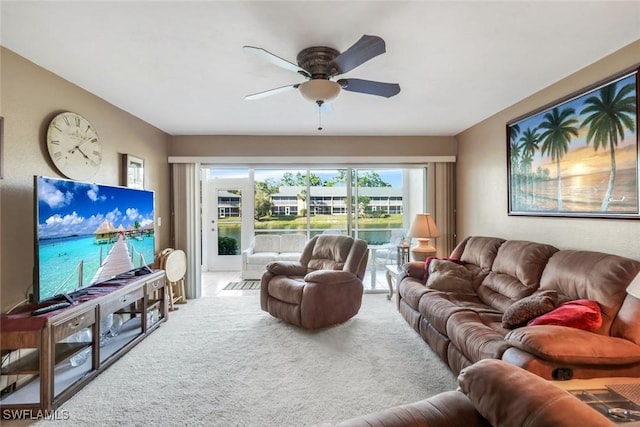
171 163 201 299
430 162 456 257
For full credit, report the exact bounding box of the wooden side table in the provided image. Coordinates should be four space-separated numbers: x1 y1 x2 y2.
552 377 640 425
385 265 401 300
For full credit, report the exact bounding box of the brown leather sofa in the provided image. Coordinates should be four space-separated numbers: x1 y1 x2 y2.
397 236 640 379
260 234 369 329
320 359 614 427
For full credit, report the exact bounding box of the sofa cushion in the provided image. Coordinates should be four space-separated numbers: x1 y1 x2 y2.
253 235 281 253
501 290 558 329
458 236 505 271
527 299 602 331
246 252 279 264
505 325 640 365
426 259 473 293
266 276 305 304
477 240 558 312
280 234 306 253
539 249 640 336
275 252 301 262
397 277 431 311
419 292 496 335
446 311 510 362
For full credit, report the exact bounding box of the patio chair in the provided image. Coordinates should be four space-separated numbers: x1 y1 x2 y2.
372 229 407 266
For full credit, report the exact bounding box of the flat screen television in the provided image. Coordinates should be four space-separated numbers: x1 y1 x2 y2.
34 176 155 303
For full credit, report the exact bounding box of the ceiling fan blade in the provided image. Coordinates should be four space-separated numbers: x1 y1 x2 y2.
243 46 311 78
337 78 400 98
331 35 386 75
245 83 300 101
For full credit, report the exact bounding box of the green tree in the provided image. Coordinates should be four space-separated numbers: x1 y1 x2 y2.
357 171 391 187
325 170 347 187
579 80 636 211
510 123 521 143
254 180 276 220
280 172 322 186
539 107 579 211
509 138 522 209
297 188 308 216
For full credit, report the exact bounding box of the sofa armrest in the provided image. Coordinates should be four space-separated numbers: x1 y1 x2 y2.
401 261 426 282
505 325 640 365
265 261 307 276
304 270 360 284
327 391 488 427
242 246 255 261
459 359 612 427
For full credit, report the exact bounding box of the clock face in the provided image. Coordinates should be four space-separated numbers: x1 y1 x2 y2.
47 112 102 180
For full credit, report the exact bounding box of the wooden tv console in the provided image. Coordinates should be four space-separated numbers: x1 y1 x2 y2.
0 270 167 418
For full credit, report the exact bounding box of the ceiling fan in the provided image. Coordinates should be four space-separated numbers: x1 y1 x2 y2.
243 35 401 109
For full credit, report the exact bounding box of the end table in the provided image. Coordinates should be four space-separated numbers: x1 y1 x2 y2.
385 265 401 300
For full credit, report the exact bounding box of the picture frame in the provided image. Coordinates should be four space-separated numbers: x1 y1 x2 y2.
122 153 144 189
507 66 639 219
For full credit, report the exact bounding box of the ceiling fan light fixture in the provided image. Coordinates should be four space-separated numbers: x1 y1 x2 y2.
299 79 341 103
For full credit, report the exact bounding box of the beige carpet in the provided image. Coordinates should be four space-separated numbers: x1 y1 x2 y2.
15 294 457 426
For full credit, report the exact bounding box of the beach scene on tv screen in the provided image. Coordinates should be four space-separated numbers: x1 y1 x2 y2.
37 177 155 299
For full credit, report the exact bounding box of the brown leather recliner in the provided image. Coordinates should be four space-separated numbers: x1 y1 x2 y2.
319 359 613 427
260 234 369 329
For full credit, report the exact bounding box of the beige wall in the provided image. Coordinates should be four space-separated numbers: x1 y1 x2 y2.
169 135 457 158
0 48 171 311
456 40 640 259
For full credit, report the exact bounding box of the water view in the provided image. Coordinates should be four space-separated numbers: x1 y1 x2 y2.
38 234 155 298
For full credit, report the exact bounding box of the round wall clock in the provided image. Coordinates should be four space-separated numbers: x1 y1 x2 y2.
46 111 102 180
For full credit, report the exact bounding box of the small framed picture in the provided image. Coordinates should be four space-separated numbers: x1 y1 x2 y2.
122 154 144 189
0 116 4 179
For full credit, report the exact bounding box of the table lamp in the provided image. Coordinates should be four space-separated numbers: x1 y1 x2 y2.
627 271 640 299
407 213 440 261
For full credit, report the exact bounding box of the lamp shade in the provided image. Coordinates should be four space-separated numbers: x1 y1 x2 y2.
407 213 441 239
299 79 341 103
628 271 640 299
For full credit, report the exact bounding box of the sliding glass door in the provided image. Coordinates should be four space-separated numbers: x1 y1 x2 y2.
203 165 426 290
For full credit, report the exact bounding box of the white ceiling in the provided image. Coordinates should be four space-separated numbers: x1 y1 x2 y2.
2 1 640 136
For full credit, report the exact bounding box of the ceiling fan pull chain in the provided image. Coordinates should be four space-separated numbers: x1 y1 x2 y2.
316 100 324 131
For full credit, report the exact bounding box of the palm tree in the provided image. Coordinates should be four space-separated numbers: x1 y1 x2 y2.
580 80 636 211
518 128 540 206
509 139 522 209
509 123 522 208
520 151 534 206
539 107 579 211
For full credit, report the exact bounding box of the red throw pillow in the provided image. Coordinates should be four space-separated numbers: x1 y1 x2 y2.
423 256 438 283
527 299 602 331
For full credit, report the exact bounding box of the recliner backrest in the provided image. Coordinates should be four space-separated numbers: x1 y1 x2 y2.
540 250 640 337
477 240 558 312
299 235 369 279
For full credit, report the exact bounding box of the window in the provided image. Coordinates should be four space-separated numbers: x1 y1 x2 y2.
251 167 418 244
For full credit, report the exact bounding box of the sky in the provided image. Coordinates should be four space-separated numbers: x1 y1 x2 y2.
208 168 404 187
510 72 637 177
37 177 154 239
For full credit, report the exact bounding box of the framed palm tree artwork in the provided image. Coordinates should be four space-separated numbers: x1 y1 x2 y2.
507 65 639 218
